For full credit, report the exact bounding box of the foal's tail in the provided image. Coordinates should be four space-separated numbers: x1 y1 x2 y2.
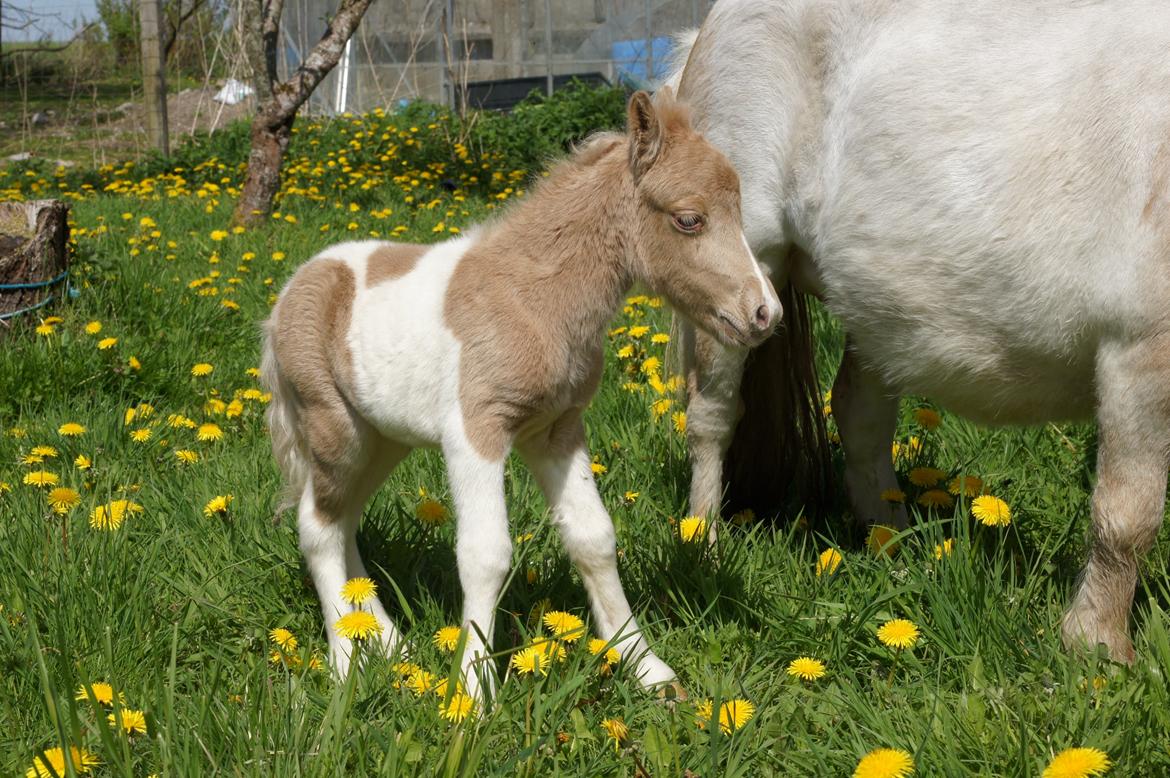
724 285 833 520
260 319 309 515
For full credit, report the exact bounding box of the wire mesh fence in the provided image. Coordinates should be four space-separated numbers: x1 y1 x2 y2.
282 0 714 115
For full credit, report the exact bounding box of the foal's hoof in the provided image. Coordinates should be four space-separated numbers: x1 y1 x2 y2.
655 680 689 706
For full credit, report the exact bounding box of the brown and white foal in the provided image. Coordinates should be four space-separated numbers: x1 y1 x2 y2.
261 90 779 700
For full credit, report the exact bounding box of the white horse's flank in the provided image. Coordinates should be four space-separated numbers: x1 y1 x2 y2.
672 0 1170 663
262 90 780 700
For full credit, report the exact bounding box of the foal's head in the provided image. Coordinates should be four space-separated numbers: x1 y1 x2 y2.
625 89 780 347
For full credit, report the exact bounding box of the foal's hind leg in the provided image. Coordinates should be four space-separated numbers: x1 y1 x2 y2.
519 416 678 693
1062 337 1170 663
298 403 406 674
832 341 908 529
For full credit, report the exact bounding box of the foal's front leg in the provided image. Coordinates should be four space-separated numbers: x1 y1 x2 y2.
1062 338 1170 663
520 419 679 692
443 431 513 702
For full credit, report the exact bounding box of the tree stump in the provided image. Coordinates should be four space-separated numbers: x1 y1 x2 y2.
0 200 70 323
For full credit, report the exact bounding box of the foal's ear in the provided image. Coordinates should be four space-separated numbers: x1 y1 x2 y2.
627 90 662 181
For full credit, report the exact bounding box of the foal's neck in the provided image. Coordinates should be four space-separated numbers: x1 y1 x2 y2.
481 139 635 343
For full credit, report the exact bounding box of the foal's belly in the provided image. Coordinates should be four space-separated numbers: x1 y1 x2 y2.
345 241 469 449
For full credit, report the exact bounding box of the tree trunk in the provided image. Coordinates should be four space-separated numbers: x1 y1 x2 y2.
0 200 70 323
234 114 294 226
230 0 375 227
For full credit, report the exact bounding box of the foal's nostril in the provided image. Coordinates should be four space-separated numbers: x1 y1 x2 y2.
754 304 771 330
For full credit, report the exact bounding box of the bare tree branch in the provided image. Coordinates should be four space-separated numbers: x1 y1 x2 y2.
0 21 100 61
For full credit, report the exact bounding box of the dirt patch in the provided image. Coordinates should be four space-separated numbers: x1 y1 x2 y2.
2 86 256 167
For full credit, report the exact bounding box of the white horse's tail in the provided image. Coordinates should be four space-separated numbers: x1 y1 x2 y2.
658 28 700 93
260 319 309 515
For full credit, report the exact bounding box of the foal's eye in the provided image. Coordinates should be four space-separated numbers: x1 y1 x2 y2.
672 212 705 234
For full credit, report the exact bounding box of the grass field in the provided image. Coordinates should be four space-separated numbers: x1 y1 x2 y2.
2 101 1169 777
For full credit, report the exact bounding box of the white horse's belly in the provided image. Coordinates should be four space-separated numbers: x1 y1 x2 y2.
347 239 470 447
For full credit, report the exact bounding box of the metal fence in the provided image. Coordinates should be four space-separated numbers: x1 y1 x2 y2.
281 0 714 115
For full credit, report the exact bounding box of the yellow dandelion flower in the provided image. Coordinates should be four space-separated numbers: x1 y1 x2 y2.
616 344 635 359
672 410 687 433
225 399 244 418
816 547 843 576
696 698 755 734
168 414 195 429
26 746 99 778
35 323 56 336
441 692 475 722
623 490 639 504
972 495 1011 527
641 356 661 374
510 646 550 676
333 610 382 640
74 454 92 470
916 489 954 509
880 488 906 503
204 398 226 415
107 709 147 735
679 515 707 543
75 682 118 705
46 487 80 514
203 494 233 517
587 638 621 665
196 423 223 442
1042 748 1111 778
908 467 946 487
97 337 117 350
128 356 141 370
867 525 900 556
31 445 57 458
58 422 86 436
210 229 229 241
191 362 214 377
433 625 463 652
651 333 670 344
853 747 915 778
405 668 436 695
269 628 298 651
23 471 58 488
340 577 377 605
543 611 585 641
648 372 667 394
590 460 607 475
601 718 629 751
787 656 826 681
84 321 102 335
21 453 44 465
416 498 449 526
0 481 10 495
933 538 955 559
628 325 650 338
89 499 143 530
270 649 301 668
272 251 286 261
877 619 919 650
948 474 984 497
130 427 152 443
174 449 199 465
651 397 673 419
912 408 941 430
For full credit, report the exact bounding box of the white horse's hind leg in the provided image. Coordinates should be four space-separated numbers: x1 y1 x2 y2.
299 482 361 675
1062 337 1170 663
520 419 679 693
683 323 749 534
443 434 512 703
832 343 908 529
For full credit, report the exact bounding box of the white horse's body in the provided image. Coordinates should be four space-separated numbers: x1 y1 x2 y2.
674 0 1170 661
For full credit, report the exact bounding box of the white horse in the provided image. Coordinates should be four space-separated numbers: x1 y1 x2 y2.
261 90 780 701
668 0 1170 664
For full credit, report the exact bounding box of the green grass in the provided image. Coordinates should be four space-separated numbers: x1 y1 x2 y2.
3 106 1170 777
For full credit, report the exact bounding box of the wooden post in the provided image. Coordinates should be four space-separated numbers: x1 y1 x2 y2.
139 0 170 155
